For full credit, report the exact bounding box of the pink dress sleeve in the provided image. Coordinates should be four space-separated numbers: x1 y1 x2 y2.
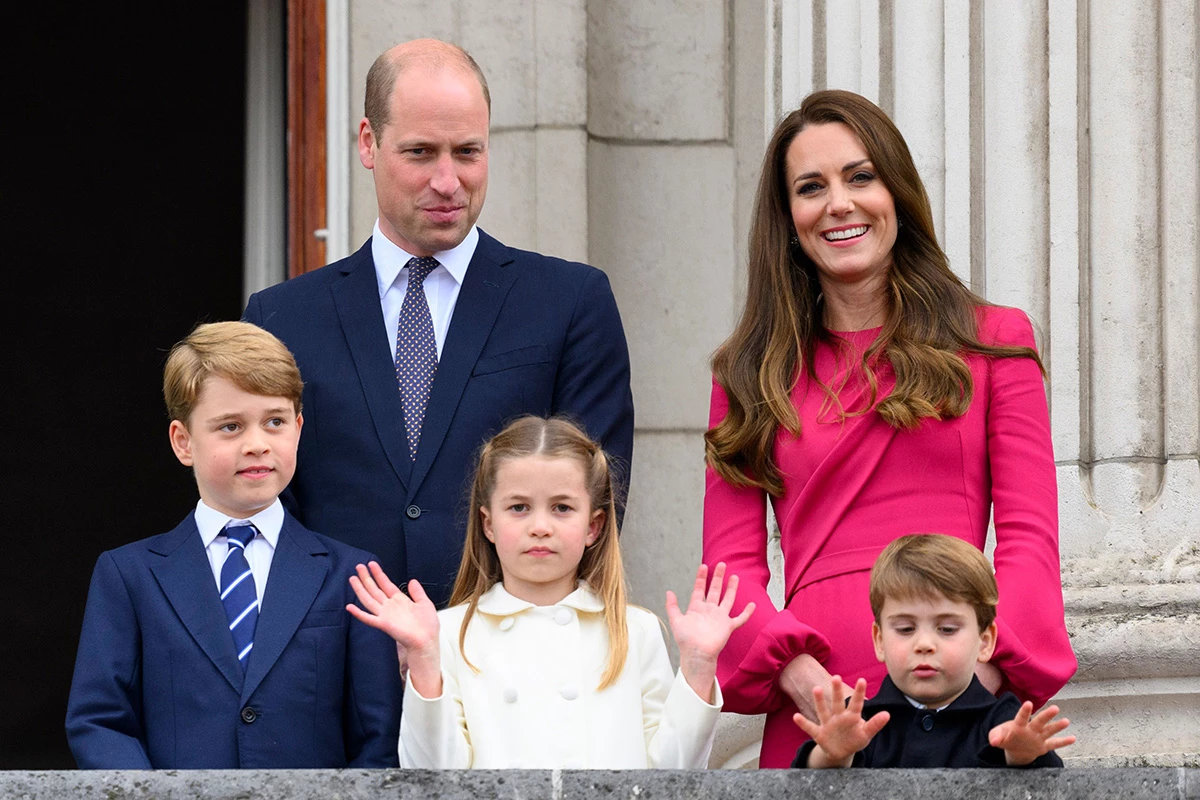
983 308 1077 705
702 380 832 715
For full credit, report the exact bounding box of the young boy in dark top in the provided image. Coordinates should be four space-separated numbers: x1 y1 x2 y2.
792 534 1074 769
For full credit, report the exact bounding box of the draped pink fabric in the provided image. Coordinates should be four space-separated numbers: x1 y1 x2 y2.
702 305 1077 768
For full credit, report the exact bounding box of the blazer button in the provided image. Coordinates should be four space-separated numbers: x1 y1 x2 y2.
554 607 573 625
503 688 519 704
405 505 421 519
560 685 579 701
240 707 258 724
499 617 515 632
920 714 934 731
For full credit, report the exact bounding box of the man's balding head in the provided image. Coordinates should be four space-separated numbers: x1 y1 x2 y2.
364 39 491 142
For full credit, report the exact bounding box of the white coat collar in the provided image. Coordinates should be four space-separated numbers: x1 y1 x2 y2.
476 581 606 616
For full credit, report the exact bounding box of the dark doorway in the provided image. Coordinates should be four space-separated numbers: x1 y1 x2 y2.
4 5 249 767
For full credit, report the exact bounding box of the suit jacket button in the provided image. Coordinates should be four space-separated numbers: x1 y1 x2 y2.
241 707 258 724
921 714 934 731
406 505 421 519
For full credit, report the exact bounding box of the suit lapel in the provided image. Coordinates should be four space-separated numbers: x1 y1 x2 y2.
409 232 517 494
148 515 244 693
240 515 330 702
331 241 413 488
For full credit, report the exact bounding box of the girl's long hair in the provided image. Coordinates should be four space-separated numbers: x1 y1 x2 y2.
448 415 629 690
706 89 1042 496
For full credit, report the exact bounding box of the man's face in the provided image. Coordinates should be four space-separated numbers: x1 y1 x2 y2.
358 66 490 256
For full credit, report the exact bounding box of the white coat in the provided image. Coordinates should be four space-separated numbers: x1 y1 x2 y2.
399 582 723 768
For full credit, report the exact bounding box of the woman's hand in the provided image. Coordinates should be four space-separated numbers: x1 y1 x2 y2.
348 561 442 698
780 652 834 723
975 661 1004 695
667 562 755 703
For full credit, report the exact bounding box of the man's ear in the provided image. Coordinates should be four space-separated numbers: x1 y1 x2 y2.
977 621 998 663
872 621 886 663
358 118 377 169
480 506 495 543
168 420 194 467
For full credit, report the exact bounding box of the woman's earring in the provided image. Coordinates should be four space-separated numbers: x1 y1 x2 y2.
789 234 800 247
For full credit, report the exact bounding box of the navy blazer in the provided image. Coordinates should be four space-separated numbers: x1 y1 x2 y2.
244 231 635 606
65 511 402 769
792 675 1064 769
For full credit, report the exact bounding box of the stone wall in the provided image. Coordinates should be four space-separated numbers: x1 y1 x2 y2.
4 768 1198 800
342 0 1200 768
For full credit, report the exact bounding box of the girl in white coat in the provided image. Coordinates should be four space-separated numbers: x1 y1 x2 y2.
348 415 754 768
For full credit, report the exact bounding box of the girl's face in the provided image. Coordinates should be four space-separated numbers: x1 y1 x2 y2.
480 454 604 606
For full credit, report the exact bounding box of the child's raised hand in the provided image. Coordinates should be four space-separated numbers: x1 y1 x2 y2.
348 562 439 650
988 701 1075 766
792 676 890 768
666 562 755 702
348 562 443 697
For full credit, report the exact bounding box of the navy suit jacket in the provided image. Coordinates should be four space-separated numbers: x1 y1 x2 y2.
65 511 402 769
244 231 635 606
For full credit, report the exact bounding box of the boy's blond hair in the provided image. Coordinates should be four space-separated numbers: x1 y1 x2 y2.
163 321 303 425
869 534 998 629
449 415 629 690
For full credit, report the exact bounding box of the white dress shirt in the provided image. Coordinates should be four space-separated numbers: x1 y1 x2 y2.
195 498 283 608
399 581 723 769
372 220 478 360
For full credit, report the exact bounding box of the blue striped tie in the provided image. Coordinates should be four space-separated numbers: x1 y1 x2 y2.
220 522 259 671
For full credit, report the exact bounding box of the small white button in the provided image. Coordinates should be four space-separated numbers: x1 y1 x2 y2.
564 757 584 769
554 607 573 625
503 687 518 703
499 617 515 631
560 685 579 701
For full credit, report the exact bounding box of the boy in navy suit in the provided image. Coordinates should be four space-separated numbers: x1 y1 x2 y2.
792 534 1075 769
66 322 402 769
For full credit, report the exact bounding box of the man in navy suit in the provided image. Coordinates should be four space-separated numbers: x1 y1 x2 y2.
244 39 634 607
66 322 401 768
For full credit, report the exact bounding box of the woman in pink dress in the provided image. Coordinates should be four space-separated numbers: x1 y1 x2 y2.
703 90 1077 768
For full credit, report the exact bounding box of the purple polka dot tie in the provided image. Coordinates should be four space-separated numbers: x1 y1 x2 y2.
396 257 439 459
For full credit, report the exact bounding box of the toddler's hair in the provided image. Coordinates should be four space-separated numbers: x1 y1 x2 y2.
163 321 303 425
449 415 628 689
869 534 998 630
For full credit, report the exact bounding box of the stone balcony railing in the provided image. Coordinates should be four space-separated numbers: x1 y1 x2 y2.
4 768 1198 800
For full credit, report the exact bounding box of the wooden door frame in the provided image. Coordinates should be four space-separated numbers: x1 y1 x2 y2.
286 0 327 277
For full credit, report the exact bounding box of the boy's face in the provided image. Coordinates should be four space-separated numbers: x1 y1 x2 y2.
871 593 996 708
169 374 302 519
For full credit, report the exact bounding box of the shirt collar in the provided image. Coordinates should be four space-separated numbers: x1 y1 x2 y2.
475 581 607 616
870 674 994 713
371 219 478 299
194 498 283 550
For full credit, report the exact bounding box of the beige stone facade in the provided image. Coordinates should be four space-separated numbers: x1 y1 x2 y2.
337 0 1199 767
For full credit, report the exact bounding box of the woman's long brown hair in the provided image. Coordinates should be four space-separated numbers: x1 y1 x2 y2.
706 90 1042 496
448 416 629 690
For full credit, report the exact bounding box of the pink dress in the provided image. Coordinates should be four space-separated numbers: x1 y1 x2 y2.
702 305 1077 768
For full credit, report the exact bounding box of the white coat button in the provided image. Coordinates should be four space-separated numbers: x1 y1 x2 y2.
503 687 519 703
560 685 579 701
499 617 514 631
554 608 573 625
564 757 584 769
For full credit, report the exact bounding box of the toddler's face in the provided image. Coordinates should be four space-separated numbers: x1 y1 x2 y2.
871 593 996 708
169 374 301 519
480 454 603 607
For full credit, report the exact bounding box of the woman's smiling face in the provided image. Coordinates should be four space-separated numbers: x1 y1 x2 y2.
786 121 897 293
